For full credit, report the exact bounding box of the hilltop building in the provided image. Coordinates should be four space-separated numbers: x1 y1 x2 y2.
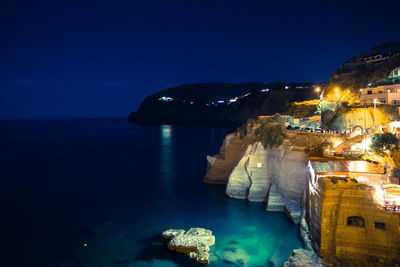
348 50 400 65
360 66 400 106
389 66 400 79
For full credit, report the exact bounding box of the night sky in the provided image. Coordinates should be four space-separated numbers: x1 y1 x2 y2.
1 0 400 119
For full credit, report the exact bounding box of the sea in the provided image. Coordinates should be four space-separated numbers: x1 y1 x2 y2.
0 118 302 267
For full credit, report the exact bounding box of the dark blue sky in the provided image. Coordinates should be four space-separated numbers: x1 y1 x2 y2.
1 0 399 119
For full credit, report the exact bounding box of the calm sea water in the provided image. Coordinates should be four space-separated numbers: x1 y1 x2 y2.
0 118 302 267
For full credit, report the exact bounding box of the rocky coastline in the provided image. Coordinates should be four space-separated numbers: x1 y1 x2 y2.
204 120 342 265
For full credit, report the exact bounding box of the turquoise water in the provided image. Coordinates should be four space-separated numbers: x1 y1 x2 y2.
0 118 302 266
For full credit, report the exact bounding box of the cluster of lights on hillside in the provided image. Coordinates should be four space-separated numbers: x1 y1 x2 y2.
157 84 323 106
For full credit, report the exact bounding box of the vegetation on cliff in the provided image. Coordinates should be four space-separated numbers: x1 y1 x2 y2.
370 133 399 155
254 114 287 149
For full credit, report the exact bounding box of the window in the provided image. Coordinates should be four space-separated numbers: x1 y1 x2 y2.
347 216 365 227
375 222 386 230
367 91 372 95
381 99 386 104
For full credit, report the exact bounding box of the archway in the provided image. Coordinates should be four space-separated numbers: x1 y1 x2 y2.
350 125 363 137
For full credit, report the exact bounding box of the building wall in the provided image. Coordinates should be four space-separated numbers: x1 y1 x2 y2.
307 177 400 264
360 85 400 105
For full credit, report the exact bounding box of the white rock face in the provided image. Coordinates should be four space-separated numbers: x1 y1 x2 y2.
225 145 253 200
266 147 308 202
206 155 216 167
266 183 285 211
226 143 269 201
226 142 308 223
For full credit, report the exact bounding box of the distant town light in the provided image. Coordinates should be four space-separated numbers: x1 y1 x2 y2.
217 100 224 104
159 96 173 102
285 86 289 89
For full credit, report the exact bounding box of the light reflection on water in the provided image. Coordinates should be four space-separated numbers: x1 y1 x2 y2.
160 125 174 192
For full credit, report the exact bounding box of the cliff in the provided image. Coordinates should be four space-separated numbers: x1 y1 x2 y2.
326 47 400 94
321 106 399 131
129 82 319 125
203 133 255 184
205 118 343 223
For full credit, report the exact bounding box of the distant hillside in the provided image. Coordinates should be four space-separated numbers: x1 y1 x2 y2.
129 82 322 125
326 43 400 93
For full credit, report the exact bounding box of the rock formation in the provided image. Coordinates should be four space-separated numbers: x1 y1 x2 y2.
162 228 215 264
284 249 325 267
224 140 309 223
204 133 254 184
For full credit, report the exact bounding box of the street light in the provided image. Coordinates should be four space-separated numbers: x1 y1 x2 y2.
315 87 321 93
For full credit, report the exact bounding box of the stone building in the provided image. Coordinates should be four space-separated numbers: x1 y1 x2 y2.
306 157 400 265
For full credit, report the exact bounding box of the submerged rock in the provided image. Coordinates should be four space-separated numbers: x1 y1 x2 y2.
162 228 215 264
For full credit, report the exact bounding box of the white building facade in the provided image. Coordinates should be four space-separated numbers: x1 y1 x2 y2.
360 66 400 106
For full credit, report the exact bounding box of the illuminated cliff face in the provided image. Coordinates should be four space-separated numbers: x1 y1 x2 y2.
306 176 400 265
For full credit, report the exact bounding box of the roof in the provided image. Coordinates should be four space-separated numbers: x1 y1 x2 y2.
369 77 400 87
309 157 383 175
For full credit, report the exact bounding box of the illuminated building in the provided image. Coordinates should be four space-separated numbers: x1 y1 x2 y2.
306 157 400 264
360 67 400 106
